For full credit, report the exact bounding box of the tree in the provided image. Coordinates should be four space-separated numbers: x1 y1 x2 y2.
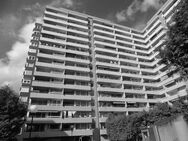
0 86 27 140
106 98 188 141
160 0 188 78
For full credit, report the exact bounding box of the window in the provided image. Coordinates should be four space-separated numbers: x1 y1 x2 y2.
23 79 31 84
28 56 35 60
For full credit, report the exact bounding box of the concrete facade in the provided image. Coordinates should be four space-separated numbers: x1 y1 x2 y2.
19 0 186 140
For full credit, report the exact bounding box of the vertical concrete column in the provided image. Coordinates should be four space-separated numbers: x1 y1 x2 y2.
88 18 100 129
126 111 129 116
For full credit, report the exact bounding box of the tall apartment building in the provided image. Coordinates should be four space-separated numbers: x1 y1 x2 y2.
19 0 186 140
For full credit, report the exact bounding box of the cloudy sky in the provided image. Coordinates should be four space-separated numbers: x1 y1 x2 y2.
0 0 166 92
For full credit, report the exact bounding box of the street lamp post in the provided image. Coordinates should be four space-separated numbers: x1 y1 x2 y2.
79 136 83 141
29 115 34 139
28 105 37 140
70 124 74 140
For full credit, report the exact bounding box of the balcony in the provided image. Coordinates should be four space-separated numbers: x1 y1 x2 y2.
98 97 124 102
68 16 88 25
161 88 187 103
93 23 114 31
119 58 137 65
94 34 115 42
97 78 122 84
125 98 159 103
30 105 92 112
27 117 92 124
40 37 89 50
41 29 66 38
67 27 88 36
43 16 68 26
22 129 92 138
122 72 142 79
45 10 67 20
123 80 142 86
99 107 126 112
93 28 114 36
121 65 140 72
115 28 131 37
126 107 146 112
43 22 67 31
95 54 118 61
95 47 118 54
39 45 89 56
96 69 121 76
124 88 145 94
140 64 165 73
165 81 185 93
97 87 124 93
66 42 89 49
37 52 90 65
30 92 91 101
96 61 119 68
24 70 32 76
35 61 90 72
68 22 88 30
40 37 66 45
100 129 107 135
32 81 91 91
94 41 116 49
43 21 88 36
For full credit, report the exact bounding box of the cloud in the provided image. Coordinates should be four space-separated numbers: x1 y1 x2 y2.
21 0 83 18
0 0 84 92
0 14 21 39
48 0 83 10
50 0 74 8
115 0 165 22
0 22 35 92
133 21 147 30
115 10 127 22
21 2 44 22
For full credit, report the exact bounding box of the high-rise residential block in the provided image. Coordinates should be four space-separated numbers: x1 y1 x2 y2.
19 0 186 140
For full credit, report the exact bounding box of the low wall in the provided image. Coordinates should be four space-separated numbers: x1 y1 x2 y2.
151 115 188 141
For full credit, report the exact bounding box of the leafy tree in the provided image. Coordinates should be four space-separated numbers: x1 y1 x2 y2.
160 0 188 78
106 98 188 141
0 86 27 140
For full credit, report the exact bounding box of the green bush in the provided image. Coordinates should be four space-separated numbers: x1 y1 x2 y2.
106 98 188 141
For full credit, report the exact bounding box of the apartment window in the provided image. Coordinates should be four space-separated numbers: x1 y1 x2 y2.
29 112 45 118
100 112 111 118
26 124 45 132
31 99 47 105
31 42 38 47
20 87 29 93
48 124 60 130
62 124 74 131
115 26 130 34
76 123 91 130
48 112 61 117
28 56 35 60
74 111 91 118
33 36 39 40
29 48 36 53
48 99 61 106
63 100 74 106
20 96 28 102
75 91 88 96
100 123 106 129
75 101 90 106
22 79 31 84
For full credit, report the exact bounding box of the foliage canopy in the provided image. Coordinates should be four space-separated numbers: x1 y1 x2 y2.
160 0 188 78
0 86 27 140
106 98 188 141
